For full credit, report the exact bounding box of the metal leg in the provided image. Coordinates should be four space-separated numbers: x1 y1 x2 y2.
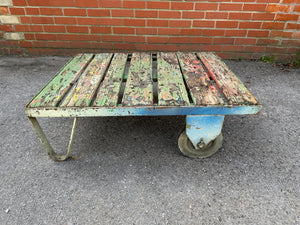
28 117 78 161
186 115 225 149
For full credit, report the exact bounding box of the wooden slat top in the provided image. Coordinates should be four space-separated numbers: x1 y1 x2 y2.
26 52 260 111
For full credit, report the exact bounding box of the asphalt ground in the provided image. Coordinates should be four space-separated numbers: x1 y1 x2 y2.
0 56 299 225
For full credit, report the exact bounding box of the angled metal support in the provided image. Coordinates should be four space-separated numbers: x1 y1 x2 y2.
28 117 78 161
186 115 225 149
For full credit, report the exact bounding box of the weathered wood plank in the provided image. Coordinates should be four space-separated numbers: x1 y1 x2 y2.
157 52 190 106
177 52 224 106
29 54 93 107
197 52 258 105
122 53 153 106
61 53 113 107
93 53 128 107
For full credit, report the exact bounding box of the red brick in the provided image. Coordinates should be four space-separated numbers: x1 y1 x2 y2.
64 8 86 16
275 14 299 21
171 2 194 10
24 33 35 40
100 18 122 26
90 27 112 34
229 12 251 20
159 11 181 19
51 0 74 7
179 45 201 51
114 43 135 50
113 27 135 34
12 0 27 6
102 35 123 42
270 31 293 38
262 22 285 30
147 36 169 43
75 0 98 8
147 19 168 27
78 18 100 25
30 25 43 32
14 24 29 31
79 35 101 41
265 47 286 53
181 28 202 36
20 16 31 23
156 44 178 51
182 11 204 19
47 41 69 48
214 38 234 44
243 4 267 11
225 30 247 37
91 42 114 49
252 13 275 20
25 8 39 15
27 0 51 6
195 3 218 10
239 22 261 29
67 26 89 33
40 8 63 15
124 36 145 43
35 33 56 40
32 41 48 48
57 34 79 41
20 41 32 48
257 39 279 45
44 25 65 32
203 29 225 36
235 38 257 45
202 45 222 52
88 9 110 17
244 46 266 53
293 5 300 12
136 10 158 18
169 37 190 44
136 27 157 35
70 42 92 48
219 3 243 11
286 23 300 30
0 25 14 32
216 21 238 28
55 17 76 24
9 7 25 15
267 4 291 12
31 16 54 24
169 20 191 28
136 44 157 51
147 1 169 9
124 1 145 9
248 30 269 37
190 37 212 44
282 40 300 46
206 12 228 19
99 0 122 8
124 18 145 26
222 46 244 52
111 9 134 17
193 20 214 28
158 28 181 35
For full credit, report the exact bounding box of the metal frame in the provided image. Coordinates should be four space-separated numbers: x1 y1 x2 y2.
28 117 78 161
186 115 225 149
25 105 261 118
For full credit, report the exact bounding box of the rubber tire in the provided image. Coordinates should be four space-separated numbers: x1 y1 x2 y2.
178 131 223 159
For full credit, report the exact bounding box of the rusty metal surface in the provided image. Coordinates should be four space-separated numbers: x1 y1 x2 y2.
26 52 261 117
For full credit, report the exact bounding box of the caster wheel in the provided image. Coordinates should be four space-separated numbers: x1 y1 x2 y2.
178 131 223 159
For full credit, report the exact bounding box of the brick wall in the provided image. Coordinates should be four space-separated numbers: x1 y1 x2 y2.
0 0 299 61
